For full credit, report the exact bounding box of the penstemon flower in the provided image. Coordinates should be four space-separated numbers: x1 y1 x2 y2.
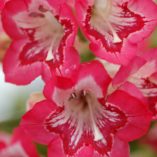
113 48 157 119
21 61 151 157
2 0 78 84
76 0 157 64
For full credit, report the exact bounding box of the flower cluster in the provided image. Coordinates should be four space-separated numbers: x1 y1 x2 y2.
1 0 157 157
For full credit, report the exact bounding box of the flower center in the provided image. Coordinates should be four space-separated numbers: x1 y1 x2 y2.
85 0 144 53
91 0 122 43
68 90 104 141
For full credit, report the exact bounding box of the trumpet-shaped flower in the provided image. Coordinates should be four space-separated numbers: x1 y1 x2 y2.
21 61 151 157
113 48 157 119
76 0 157 64
2 0 77 84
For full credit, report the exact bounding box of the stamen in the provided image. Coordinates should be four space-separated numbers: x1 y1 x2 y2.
105 20 122 43
71 92 77 98
82 90 87 96
93 122 105 141
46 43 54 61
85 92 104 141
43 12 63 61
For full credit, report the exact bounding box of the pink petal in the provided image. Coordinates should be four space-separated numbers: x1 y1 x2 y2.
48 138 65 157
112 56 146 86
3 40 43 85
2 0 29 39
44 76 74 104
76 60 111 97
20 100 57 145
48 138 94 157
109 136 130 157
11 127 39 157
108 90 152 142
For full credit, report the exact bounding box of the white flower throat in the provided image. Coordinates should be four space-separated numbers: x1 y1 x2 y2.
90 0 138 44
68 90 104 142
91 0 121 43
14 1 64 61
47 89 106 147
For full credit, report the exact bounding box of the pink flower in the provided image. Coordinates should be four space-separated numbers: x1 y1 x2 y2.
76 0 157 64
2 0 78 84
113 48 157 119
20 61 151 157
0 127 39 157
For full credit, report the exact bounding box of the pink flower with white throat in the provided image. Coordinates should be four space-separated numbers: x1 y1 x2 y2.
76 0 157 64
21 60 151 157
113 48 157 119
2 0 77 84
